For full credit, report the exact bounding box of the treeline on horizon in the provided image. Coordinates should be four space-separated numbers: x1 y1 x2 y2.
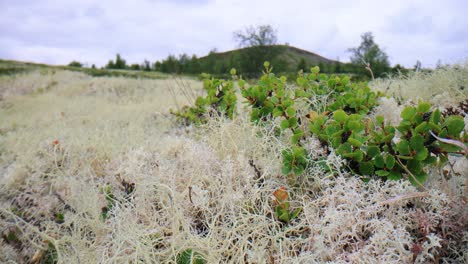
70 49 409 80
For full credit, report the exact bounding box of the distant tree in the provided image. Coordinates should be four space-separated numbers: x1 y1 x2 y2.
202 49 218 73
68 61 83 67
160 55 179 73
414 60 422 72
234 24 278 47
105 60 115 69
348 32 390 78
297 58 307 72
215 61 227 74
91 64 96 69
391 64 408 75
334 61 341 73
233 24 284 76
154 61 162 72
318 62 326 73
114 53 127 69
178 53 190 73
189 55 201 74
130 64 141 71
142 59 151 71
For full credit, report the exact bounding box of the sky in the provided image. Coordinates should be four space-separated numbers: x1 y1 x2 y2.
1 0 467 68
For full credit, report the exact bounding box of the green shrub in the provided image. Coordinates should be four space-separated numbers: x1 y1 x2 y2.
240 64 467 186
171 73 238 125
177 63 467 187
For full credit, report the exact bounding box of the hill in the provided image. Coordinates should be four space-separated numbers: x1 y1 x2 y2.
198 45 339 73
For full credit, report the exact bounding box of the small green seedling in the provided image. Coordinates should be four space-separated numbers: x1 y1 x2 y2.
101 185 115 220
176 249 206 264
272 187 302 223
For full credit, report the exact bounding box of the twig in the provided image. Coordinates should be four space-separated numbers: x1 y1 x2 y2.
380 192 429 206
249 159 262 180
396 157 429 191
361 58 375 80
188 186 193 204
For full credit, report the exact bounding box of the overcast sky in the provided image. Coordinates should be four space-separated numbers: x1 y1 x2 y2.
1 0 467 68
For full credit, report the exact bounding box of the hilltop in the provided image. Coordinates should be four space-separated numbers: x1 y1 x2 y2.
201 45 338 66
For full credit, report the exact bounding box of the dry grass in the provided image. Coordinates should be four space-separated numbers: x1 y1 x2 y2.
0 69 466 263
370 62 468 108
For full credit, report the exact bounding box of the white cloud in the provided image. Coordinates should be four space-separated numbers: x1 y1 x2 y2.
0 0 466 67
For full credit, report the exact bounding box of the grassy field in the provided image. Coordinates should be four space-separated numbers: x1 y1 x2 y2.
0 64 466 263
0 59 169 80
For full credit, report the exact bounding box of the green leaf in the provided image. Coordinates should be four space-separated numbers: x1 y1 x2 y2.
333 110 348 123
414 121 429 133
384 126 396 134
387 171 401 180
263 61 270 68
293 165 305 175
289 117 298 128
273 107 283 117
348 138 363 147
438 142 466 153
417 102 431 113
444 116 465 137
177 249 206 264
311 66 320 74
353 149 364 162
366 145 380 158
373 154 385 168
290 208 302 220
282 163 292 175
401 107 417 121
430 109 441 124
407 159 422 174
286 107 296 117
385 155 395 169
277 208 290 222
376 170 390 177
283 99 294 108
347 121 363 132
230 68 236 75
291 129 305 144
359 162 375 175
382 134 395 143
396 140 411 155
397 120 412 133
428 122 441 133
280 119 290 130
424 156 437 164
410 134 425 151
337 142 352 155
376 115 385 126
325 124 340 135
270 96 279 104
414 147 428 161
238 79 245 88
